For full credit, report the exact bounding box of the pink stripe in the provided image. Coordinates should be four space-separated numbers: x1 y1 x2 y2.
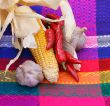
0 95 39 106
40 96 105 106
85 36 98 48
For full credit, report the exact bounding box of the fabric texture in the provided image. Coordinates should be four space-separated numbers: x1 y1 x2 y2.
0 0 110 106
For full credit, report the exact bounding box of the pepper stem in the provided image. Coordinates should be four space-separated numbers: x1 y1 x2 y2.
48 26 50 29
62 62 66 71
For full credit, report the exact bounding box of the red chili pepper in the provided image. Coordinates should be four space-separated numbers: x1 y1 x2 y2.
59 21 64 26
46 14 60 19
65 63 79 82
65 51 81 64
50 23 57 31
55 48 66 63
45 29 55 50
55 24 66 64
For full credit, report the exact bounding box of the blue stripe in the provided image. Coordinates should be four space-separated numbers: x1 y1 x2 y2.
30 6 42 14
0 47 33 58
96 0 110 35
0 47 99 60
1 47 110 60
4 24 12 35
98 47 110 59
0 82 39 95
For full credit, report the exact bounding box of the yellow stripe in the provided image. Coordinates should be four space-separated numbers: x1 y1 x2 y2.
1 70 110 84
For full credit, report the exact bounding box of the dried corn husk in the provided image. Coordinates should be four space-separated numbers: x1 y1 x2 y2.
1 10 8 28
0 8 14 40
11 22 23 50
13 6 40 38
19 0 76 42
1 5 63 48
23 33 37 48
13 6 63 48
11 22 22 50
60 0 76 42
15 8 63 22
19 0 61 10
0 0 19 9
0 10 1 31
5 43 23 78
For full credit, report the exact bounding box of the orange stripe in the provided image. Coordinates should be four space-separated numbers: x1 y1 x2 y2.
1 70 110 84
42 71 100 84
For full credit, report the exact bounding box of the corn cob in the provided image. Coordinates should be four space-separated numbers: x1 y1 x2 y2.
30 20 59 83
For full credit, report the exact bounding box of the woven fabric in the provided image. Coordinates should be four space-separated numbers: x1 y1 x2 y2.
0 0 110 106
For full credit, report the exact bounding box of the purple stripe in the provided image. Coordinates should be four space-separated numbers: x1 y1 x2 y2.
69 0 96 36
0 95 39 106
77 48 98 60
42 7 61 16
96 0 110 35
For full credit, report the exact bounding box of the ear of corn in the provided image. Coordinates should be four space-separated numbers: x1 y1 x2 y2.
30 20 59 83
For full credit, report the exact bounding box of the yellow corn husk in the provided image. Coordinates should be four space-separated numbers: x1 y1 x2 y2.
30 20 59 83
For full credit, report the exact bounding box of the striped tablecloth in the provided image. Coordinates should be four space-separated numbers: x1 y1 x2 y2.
0 0 110 106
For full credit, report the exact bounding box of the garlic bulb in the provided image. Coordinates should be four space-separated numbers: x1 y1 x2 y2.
71 27 87 51
16 60 44 87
